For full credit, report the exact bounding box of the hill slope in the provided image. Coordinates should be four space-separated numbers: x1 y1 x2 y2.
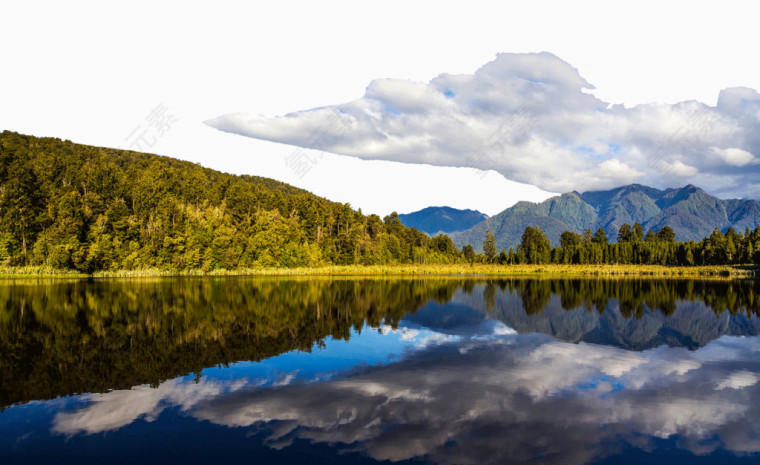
453 184 760 252
0 131 462 271
398 206 488 235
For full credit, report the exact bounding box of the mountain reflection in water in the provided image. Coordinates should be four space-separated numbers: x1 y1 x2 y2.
2 277 760 465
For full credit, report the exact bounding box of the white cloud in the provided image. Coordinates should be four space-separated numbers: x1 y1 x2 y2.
711 147 758 167
596 159 643 182
661 160 700 177
208 53 760 198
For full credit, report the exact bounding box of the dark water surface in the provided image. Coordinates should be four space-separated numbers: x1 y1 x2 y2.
2 277 760 464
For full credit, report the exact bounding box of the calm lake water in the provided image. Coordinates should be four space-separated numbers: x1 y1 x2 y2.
2 277 760 464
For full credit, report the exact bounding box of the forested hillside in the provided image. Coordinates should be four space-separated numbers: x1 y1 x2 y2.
0 132 463 272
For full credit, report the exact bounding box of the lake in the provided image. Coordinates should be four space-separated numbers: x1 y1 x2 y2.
2 276 760 464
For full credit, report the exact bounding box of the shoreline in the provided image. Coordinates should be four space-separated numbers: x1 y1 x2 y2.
0 264 757 279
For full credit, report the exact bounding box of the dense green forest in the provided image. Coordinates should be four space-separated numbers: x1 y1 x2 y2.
0 132 463 271
487 223 760 266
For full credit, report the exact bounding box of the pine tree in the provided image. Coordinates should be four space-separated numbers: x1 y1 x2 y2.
483 230 497 263
518 226 551 264
632 222 644 242
618 223 632 243
593 228 609 244
582 229 593 244
462 244 475 263
684 247 694 266
656 226 676 243
743 242 753 264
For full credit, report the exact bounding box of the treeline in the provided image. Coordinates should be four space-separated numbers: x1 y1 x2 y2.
479 223 760 266
0 132 464 272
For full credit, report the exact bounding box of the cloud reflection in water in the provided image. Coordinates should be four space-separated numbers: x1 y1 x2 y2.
51 324 760 464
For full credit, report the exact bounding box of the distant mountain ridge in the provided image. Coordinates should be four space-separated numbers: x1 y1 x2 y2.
398 206 488 235
452 184 760 252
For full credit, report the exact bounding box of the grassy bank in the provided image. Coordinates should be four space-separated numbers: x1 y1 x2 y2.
0 266 89 278
0 263 757 279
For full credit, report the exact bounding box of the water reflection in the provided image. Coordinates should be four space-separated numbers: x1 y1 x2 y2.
2 277 760 408
0 277 462 407
2 277 760 464
458 280 760 350
47 334 760 464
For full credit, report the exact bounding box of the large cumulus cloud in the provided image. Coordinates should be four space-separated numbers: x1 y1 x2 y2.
207 52 760 198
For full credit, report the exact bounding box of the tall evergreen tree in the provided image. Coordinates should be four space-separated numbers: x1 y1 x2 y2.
632 222 645 242
462 244 475 263
483 230 497 263
560 231 582 248
593 228 609 244
518 226 551 264
618 224 632 243
656 226 676 243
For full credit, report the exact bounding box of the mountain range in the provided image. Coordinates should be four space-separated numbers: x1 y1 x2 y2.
397 206 488 235
449 184 760 252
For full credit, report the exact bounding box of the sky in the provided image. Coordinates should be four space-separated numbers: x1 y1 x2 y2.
1 1 759 216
